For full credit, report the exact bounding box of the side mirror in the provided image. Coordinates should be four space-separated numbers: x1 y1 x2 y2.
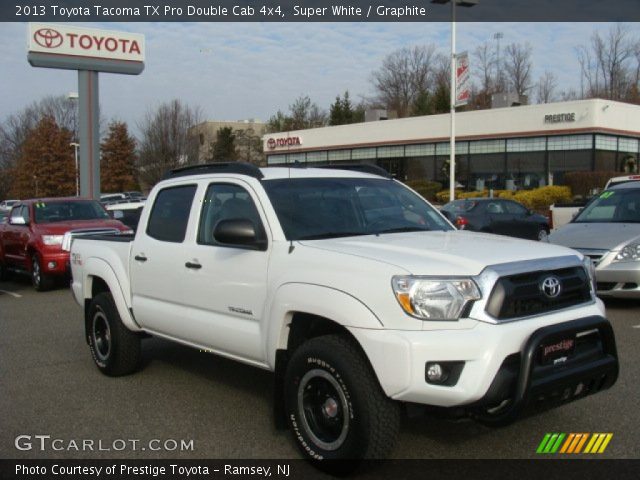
213 219 267 251
10 215 27 225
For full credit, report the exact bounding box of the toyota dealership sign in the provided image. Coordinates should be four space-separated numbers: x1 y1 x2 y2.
28 23 145 63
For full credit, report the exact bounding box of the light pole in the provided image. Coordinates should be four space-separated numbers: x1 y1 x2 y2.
70 142 80 196
432 0 478 201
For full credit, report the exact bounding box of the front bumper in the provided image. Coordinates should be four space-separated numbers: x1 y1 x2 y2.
596 262 640 298
39 251 70 276
348 307 618 418
579 248 640 298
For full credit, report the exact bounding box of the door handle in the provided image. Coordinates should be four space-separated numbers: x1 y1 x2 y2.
134 255 147 262
185 261 202 270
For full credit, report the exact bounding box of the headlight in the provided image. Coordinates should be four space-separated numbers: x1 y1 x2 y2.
613 242 640 262
392 276 481 321
582 256 597 294
42 235 63 246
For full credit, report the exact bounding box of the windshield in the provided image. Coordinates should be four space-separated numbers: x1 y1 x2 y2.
263 177 452 240
34 200 110 224
574 189 640 223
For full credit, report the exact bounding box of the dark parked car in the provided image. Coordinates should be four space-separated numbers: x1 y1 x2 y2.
441 198 550 241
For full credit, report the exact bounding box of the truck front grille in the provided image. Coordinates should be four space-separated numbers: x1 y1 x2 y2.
486 267 592 320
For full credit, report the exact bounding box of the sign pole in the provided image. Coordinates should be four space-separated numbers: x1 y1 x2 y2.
78 70 100 198
449 0 456 202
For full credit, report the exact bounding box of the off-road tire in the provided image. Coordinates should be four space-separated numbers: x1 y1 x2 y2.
87 292 141 376
284 334 400 471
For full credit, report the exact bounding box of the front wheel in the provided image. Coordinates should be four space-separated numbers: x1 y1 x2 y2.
31 253 53 291
87 292 141 376
284 335 400 470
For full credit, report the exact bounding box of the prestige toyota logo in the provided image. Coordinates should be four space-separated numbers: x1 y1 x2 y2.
540 276 562 299
33 28 63 49
267 138 277 149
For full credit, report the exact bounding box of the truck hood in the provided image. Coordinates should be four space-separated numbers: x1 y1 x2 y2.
35 219 127 234
300 231 578 276
549 222 640 251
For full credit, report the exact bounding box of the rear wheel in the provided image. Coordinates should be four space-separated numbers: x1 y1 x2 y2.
284 335 400 472
31 254 53 291
87 292 141 376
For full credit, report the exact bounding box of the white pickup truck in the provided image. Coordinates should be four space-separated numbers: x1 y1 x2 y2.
67 163 618 466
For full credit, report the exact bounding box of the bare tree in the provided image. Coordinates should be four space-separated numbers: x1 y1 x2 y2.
471 42 497 109
503 42 534 97
473 42 495 95
137 99 202 189
577 24 639 100
371 45 441 117
536 71 558 104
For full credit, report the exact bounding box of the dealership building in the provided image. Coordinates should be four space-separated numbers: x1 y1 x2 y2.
263 99 640 190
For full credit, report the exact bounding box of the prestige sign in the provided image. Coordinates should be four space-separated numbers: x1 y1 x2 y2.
28 23 145 62
544 113 576 124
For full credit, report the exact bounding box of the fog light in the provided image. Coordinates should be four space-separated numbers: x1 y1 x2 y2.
425 361 465 386
426 363 446 382
47 261 57 269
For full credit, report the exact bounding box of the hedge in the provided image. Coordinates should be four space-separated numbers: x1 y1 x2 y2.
434 185 572 210
404 179 443 201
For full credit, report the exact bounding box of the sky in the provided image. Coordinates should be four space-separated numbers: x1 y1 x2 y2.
0 22 635 133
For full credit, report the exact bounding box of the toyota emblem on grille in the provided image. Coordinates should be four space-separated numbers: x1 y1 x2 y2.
540 276 562 299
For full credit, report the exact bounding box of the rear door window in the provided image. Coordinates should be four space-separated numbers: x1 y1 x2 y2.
146 185 197 242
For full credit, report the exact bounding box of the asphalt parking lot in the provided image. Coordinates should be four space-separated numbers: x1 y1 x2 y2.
1 277 638 460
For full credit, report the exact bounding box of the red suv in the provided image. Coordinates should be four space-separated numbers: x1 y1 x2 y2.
0 198 130 290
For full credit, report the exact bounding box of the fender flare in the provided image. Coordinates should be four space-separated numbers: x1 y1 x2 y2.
82 257 141 332
264 282 383 369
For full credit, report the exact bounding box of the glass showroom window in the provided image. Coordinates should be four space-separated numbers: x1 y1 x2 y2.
377 145 405 158
405 144 435 157
267 154 287 165
548 135 592 151
306 151 328 164
287 153 305 164
351 148 377 161
469 139 506 155
507 137 546 152
328 149 350 162
595 135 618 151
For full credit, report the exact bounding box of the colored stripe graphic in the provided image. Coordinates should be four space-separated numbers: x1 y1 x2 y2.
538 433 613 454
537 433 566 453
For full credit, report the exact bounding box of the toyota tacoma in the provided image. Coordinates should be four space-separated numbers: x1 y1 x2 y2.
66 163 618 467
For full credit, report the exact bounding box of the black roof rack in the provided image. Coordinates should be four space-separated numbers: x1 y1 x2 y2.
314 163 392 179
164 162 264 180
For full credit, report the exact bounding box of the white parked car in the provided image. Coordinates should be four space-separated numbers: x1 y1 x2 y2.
0 199 19 211
66 163 618 469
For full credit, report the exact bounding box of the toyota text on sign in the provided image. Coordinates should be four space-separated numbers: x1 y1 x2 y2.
28 23 145 62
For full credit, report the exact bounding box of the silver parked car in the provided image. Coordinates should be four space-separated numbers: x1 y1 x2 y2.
549 182 640 298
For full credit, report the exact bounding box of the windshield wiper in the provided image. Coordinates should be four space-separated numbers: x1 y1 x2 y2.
297 232 369 240
374 226 431 235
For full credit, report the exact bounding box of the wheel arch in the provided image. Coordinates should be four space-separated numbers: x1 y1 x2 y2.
81 258 140 333
265 283 383 370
